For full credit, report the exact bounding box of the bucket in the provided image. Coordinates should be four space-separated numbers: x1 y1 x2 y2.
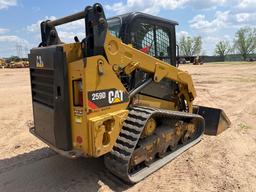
193 105 231 135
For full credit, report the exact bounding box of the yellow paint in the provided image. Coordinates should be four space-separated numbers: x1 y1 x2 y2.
58 30 196 158
104 32 197 102
75 116 82 123
113 97 122 103
136 94 177 110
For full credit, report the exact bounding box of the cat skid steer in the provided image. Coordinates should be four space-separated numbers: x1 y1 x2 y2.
29 3 230 183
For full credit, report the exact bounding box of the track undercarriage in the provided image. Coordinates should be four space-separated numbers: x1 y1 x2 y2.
104 106 205 183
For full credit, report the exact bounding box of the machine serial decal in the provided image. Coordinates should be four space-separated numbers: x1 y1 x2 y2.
88 89 129 109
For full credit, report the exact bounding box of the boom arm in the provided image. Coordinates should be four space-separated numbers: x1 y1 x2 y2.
38 3 196 111
103 32 197 109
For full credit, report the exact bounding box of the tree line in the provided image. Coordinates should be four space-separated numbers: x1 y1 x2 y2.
179 27 256 60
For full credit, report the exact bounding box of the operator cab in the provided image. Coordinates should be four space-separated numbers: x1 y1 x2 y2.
107 12 178 67
107 13 179 102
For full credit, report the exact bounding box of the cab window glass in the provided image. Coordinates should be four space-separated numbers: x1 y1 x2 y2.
131 22 171 64
107 18 121 37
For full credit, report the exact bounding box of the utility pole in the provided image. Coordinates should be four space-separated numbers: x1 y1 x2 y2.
16 43 22 58
24 47 29 58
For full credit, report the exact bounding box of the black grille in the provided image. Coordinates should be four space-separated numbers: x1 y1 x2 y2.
132 23 171 64
29 46 72 150
31 69 54 108
133 23 155 57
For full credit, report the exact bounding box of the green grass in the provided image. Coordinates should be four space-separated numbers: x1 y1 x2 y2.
249 112 256 116
238 123 250 130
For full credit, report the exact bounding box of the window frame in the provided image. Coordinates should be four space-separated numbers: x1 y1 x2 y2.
126 17 176 66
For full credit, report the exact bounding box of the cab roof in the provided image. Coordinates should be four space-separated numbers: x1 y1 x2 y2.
108 12 179 26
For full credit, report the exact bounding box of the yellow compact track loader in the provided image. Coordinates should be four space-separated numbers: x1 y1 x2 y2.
29 3 230 183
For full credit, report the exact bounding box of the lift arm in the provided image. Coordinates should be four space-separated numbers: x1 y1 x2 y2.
38 3 197 107
103 32 197 102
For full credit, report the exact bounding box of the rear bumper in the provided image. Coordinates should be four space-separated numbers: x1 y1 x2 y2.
29 127 83 159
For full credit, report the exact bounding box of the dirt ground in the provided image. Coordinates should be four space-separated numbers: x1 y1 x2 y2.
0 62 256 192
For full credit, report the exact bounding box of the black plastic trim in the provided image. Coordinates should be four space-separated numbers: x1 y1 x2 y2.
29 46 72 151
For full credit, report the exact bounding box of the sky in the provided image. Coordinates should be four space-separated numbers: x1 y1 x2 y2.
0 0 255 57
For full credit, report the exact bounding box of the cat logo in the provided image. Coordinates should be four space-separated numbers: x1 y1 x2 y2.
108 90 124 104
88 89 129 109
36 56 44 68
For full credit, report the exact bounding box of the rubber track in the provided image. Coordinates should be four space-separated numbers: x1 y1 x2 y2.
104 106 205 183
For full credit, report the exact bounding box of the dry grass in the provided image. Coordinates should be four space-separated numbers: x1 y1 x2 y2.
205 61 256 65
